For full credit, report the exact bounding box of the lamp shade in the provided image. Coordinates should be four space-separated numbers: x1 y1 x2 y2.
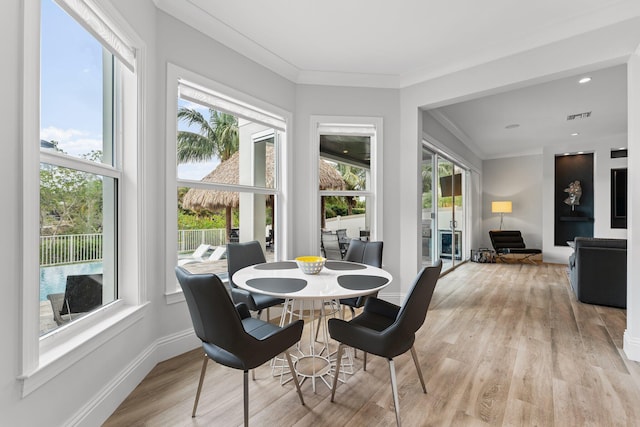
492 201 512 213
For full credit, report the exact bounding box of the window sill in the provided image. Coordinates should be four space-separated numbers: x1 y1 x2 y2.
166 274 229 305
19 302 148 397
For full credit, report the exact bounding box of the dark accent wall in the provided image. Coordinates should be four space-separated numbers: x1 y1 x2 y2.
611 168 628 229
554 154 594 246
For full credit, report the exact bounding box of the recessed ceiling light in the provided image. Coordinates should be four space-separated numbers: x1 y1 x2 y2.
571 132 579 136
563 153 571 156
579 77 592 84
577 151 584 154
505 124 520 129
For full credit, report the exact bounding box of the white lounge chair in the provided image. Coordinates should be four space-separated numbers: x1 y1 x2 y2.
178 244 212 266
207 245 226 261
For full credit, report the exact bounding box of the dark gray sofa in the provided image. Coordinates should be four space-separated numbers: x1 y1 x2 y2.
568 237 626 308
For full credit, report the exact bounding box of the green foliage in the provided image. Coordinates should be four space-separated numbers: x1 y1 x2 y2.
324 196 366 219
178 211 228 229
40 144 104 236
422 192 433 209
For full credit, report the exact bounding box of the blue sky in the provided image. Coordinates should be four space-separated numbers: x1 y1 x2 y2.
40 0 103 158
40 0 217 179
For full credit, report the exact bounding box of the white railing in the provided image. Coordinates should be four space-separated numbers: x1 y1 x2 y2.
40 233 103 266
177 229 227 253
40 229 228 266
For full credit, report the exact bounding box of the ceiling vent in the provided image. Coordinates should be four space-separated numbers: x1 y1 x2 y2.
567 111 591 120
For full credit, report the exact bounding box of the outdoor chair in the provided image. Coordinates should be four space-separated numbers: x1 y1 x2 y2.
336 228 349 254
321 230 344 260
48 274 103 326
266 228 274 248
227 241 284 321
178 244 213 266
329 260 443 426
47 293 83 326
175 267 304 425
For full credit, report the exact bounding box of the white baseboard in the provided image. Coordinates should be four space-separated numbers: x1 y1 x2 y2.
67 328 199 427
624 329 640 362
377 291 403 306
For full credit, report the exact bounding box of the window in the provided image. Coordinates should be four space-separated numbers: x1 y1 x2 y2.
314 117 383 257
38 0 121 336
166 65 290 298
22 0 141 393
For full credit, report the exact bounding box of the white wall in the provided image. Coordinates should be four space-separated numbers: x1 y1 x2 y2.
422 111 483 172
624 52 640 360
482 139 628 263
482 155 543 250
542 135 628 263
0 0 25 420
293 84 402 300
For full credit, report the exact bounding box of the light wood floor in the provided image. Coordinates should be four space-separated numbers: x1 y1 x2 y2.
104 262 640 426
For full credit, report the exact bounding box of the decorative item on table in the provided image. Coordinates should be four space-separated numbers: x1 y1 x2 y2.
295 256 326 274
563 180 582 211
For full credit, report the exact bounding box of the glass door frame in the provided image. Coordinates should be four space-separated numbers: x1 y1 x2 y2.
421 142 469 273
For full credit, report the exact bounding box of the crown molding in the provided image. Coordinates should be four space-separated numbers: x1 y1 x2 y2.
153 0 301 82
154 0 640 89
427 110 487 160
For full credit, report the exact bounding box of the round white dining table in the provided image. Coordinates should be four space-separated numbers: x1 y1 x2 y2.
232 260 393 391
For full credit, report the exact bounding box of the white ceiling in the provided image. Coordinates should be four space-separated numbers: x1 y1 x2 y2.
155 0 640 159
429 64 628 159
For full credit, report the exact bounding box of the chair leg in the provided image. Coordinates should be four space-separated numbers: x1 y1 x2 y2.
388 359 402 426
192 354 209 417
364 352 367 371
331 344 345 402
243 370 249 427
410 346 427 393
284 351 305 405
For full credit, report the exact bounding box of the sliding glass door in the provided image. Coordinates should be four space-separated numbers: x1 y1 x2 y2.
422 145 467 272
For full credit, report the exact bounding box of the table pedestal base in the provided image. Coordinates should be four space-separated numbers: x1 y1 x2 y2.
271 298 354 392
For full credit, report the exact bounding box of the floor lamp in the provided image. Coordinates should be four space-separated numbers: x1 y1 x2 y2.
492 201 512 230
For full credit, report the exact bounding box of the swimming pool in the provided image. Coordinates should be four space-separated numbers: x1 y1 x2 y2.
40 262 103 302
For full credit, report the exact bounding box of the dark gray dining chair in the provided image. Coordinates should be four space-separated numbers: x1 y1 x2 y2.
227 240 285 320
329 260 443 426
175 266 305 426
340 239 384 317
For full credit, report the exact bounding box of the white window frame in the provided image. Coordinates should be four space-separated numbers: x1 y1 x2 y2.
165 64 292 303
312 116 384 253
20 0 145 396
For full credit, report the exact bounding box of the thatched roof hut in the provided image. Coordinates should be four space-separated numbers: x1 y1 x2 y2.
182 145 345 212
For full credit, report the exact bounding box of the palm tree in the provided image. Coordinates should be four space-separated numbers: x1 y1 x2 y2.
338 164 366 215
177 107 239 240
